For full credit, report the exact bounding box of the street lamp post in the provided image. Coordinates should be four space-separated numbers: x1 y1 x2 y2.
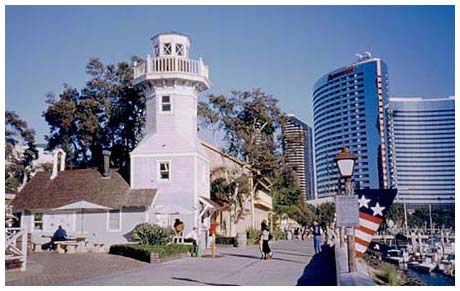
334 147 358 273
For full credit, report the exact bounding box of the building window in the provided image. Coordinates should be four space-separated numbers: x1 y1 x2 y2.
34 213 43 231
159 161 170 181
176 43 184 56
154 45 160 57
160 96 172 112
107 210 121 232
163 43 172 55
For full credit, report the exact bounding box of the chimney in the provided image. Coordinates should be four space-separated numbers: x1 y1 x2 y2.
102 150 111 178
51 149 66 180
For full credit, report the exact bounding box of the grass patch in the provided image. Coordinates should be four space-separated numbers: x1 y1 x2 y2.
375 265 398 285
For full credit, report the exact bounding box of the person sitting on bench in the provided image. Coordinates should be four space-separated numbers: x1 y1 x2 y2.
51 225 67 250
173 219 184 236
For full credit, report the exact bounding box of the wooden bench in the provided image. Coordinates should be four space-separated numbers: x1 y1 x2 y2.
172 236 186 244
55 241 79 254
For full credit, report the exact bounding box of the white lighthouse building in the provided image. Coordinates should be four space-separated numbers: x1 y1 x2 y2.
130 32 212 233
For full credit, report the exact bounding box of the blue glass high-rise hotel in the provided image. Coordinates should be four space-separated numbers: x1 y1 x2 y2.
313 56 391 198
388 97 455 207
312 55 455 208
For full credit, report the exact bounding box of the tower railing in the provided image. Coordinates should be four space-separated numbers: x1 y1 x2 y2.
134 55 209 80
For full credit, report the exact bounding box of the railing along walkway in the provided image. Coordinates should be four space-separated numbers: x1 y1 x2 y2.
5 227 28 271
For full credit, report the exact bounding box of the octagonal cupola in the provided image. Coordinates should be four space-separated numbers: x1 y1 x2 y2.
152 31 190 58
133 31 209 92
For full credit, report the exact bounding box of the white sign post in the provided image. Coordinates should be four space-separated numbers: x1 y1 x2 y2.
335 195 359 228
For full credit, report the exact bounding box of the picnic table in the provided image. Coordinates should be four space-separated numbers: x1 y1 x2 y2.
41 234 88 253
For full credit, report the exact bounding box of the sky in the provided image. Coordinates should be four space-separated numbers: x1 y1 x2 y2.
5 5 455 144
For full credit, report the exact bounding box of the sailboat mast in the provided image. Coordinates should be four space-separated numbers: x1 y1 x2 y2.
429 204 434 247
403 198 408 235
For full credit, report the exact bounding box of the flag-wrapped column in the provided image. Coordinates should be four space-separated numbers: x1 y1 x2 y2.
354 189 398 257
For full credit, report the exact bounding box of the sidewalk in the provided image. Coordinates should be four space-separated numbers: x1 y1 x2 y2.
6 239 336 286
74 239 337 286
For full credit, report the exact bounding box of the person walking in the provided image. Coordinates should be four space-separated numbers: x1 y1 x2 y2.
261 221 272 260
312 220 322 255
185 227 199 257
258 220 267 259
209 217 217 258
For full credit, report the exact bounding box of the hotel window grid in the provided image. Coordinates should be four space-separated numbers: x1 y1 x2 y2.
388 97 455 206
313 58 390 198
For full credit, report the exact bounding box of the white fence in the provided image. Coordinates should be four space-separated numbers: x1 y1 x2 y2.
5 227 28 271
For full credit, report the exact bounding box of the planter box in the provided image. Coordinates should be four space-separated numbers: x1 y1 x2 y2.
149 251 189 264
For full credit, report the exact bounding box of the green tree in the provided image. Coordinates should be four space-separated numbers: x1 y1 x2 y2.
42 85 80 167
198 89 285 178
5 110 38 190
43 57 145 168
106 57 146 168
210 166 250 226
316 202 335 226
386 203 405 227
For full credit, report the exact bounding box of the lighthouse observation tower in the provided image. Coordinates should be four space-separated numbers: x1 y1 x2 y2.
130 32 211 234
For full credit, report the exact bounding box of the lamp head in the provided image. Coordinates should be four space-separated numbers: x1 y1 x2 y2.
333 147 358 178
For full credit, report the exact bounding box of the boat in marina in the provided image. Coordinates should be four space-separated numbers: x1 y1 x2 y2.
384 249 410 264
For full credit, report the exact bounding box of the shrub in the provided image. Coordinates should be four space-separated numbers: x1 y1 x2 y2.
216 236 236 247
379 265 398 285
272 228 285 240
132 223 172 245
109 244 151 263
246 227 262 246
246 227 261 240
109 244 193 263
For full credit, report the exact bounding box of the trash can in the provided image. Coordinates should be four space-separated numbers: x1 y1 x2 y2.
236 232 247 248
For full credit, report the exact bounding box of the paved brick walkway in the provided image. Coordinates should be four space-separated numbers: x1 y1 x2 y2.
75 239 336 286
5 252 147 286
6 239 336 286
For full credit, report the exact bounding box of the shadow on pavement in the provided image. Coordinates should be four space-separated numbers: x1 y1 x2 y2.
222 253 305 264
296 245 337 286
171 277 239 286
271 250 314 258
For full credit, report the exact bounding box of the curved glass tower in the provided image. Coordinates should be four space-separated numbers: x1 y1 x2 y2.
388 97 455 207
313 57 391 198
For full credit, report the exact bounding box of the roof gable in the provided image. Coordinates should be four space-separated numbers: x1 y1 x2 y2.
12 169 156 210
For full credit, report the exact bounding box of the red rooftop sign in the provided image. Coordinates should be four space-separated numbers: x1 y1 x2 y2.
327 66 354 81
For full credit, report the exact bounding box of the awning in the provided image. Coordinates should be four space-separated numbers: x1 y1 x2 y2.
199 196 222 210
153 205 193 215
53 200 112 211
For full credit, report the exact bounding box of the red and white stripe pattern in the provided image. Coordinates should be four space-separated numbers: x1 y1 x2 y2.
354 189 397 257
355 212 382 257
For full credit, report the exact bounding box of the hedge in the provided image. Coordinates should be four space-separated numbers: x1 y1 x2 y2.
216 236 236 247
109 244 193 263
